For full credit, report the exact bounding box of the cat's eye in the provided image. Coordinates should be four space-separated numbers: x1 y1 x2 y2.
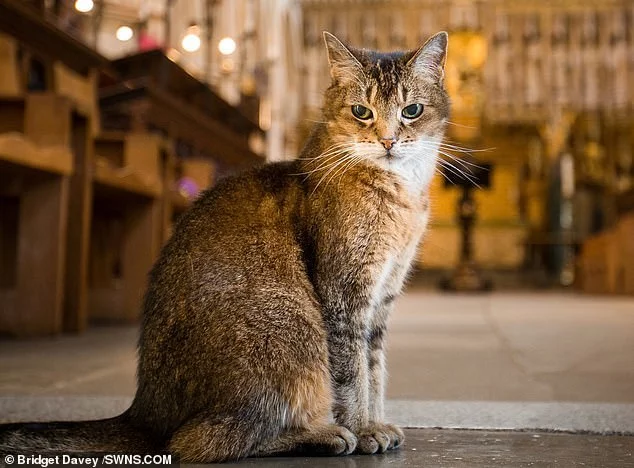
351 105 373 120
402 103 424 119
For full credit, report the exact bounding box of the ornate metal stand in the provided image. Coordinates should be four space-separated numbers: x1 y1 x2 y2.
440 167 493 292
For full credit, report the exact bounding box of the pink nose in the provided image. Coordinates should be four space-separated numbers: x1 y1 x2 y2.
380 137 397 150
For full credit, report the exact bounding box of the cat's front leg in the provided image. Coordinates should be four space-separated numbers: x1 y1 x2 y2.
327 312 371 432
327 307 393 455
367 316 405 452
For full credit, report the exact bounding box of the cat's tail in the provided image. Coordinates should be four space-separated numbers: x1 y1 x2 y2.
0 412 161 455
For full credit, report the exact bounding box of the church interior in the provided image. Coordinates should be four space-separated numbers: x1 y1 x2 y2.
0 0 633 465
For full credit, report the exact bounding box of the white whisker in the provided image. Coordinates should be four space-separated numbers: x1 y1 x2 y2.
311 153 357 195
445 120 477 129
292 150 353 177
435 167 454 185
438 160 482 189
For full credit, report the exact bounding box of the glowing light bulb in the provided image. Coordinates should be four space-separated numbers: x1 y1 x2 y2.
74 0 94 13
116 26 134 42
182 26 201 53
218 37 236 55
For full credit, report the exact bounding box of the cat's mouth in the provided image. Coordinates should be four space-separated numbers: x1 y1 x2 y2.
382 150 399 160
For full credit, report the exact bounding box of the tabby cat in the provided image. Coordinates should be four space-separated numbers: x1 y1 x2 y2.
0 31 449 462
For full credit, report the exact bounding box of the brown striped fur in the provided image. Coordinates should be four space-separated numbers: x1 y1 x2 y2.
0 31 449 462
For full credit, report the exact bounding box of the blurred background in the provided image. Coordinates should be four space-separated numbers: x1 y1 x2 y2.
0 0 633 418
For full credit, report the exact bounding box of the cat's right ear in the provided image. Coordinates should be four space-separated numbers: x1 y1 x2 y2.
407 31 448 84
323 31 364 84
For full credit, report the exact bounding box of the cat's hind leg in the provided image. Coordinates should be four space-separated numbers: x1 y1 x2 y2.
249 351 357 457
169 347 335 463
253 424 357 457
168 412 274 463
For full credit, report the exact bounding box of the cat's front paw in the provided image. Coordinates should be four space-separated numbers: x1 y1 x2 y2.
354 422 404 454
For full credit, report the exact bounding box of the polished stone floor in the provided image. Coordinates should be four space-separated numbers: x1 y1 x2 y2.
218 429 634 468
2 290 633 403
1 290 633 465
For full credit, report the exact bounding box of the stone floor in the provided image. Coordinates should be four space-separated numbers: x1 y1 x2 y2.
218 429 634 468
1 290 634 465
2 290 633 403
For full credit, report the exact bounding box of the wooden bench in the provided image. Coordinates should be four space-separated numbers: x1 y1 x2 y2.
0 93 73 336
0 2 107 335
88 132 164 323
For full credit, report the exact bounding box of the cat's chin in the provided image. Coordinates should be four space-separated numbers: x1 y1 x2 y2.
381 151 401 160
379 155 437 195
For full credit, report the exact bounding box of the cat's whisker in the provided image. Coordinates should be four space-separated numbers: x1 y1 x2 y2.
330 154 363 189
295 145 355 173
337 156 367 189
438 142 493 155
438 157 479 181
321 152 357 182
436 150 489 178
311 153 357 195
299 146 351 162
437 160 482 189
307 151 353 180
439 145 491 154
308 145 355 166
413 143 476 174
417 140 489 159
417 142 488 173
436 151 477 174
292 151 353 177
297 143 354 162
445 120 477 129
440 139 495 153
435 167 454 185
438 161 475 186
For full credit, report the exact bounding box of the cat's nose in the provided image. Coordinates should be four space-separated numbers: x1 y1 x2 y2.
379 137 398 150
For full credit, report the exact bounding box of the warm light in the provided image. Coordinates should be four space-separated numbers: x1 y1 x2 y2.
74 0 94 13
116 26 134 42
181 26 201 53
218 37 236 55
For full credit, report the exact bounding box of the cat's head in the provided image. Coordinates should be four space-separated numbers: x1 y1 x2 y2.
321 31 450 190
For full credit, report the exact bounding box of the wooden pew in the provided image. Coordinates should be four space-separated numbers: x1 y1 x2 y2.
0 2 108 335
100 51 264 245
89 132 164 323
0 94 73 336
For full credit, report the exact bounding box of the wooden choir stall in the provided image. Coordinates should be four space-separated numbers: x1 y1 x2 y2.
0 2 264 337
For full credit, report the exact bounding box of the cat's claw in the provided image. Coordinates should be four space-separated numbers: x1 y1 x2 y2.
354 423 404 454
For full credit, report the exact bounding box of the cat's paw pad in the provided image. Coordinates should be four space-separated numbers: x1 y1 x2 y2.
355 423 404 454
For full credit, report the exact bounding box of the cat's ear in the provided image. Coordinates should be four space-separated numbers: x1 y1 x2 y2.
323 31 364 84
407 31 448 83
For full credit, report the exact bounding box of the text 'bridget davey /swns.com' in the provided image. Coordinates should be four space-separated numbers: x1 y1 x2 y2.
3 454 176 468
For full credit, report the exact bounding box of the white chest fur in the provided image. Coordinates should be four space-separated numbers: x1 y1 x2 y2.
369 203 430 311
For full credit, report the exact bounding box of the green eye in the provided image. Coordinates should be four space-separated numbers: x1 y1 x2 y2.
402 103 424 119
351 105 373 120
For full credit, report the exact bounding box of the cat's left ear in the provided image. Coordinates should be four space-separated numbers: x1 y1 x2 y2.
323 31 365 84
407 31 448 84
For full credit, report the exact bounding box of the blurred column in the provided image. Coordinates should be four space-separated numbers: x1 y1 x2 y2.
264 0 286 161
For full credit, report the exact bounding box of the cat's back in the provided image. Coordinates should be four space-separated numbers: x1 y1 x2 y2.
145 160 307 301
169 160 303 247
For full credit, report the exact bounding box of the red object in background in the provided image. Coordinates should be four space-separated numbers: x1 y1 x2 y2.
138 32 161 51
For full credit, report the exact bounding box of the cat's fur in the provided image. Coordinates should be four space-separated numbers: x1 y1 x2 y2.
0 31 449 462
